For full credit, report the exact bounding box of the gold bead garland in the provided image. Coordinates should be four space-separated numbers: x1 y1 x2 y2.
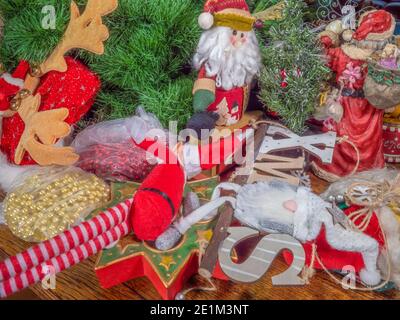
4 168 110 242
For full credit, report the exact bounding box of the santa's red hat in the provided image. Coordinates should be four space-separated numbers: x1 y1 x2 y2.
198 0 256 31
130 164 185 241
353 10 396 41
0 61 29 112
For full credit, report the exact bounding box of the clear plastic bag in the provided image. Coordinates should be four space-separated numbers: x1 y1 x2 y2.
3 166 110 242
71 106 164 153
71 106 161 182
76 140 156 182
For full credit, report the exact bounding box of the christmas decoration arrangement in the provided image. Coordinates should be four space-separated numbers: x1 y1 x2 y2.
1 0 400 301
0 0 203 130
312 9 399 181
0 0 117 166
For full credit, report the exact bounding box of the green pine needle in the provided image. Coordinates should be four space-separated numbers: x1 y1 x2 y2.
258 0 329 133
0 0 202 130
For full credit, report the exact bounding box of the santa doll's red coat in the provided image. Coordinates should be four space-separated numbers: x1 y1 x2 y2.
196 65 246 125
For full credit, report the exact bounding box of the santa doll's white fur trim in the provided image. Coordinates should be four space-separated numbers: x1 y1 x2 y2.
199 12 214 30
1 73 24 89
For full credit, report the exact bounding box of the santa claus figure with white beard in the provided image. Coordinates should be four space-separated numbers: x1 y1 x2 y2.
187 0 262 136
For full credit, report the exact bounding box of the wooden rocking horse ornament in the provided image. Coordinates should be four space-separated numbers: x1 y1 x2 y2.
4 0 118 166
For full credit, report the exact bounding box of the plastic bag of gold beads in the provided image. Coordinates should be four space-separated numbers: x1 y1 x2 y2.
3 166 110 242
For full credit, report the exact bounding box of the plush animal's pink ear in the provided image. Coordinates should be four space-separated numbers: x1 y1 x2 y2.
283 200 298 213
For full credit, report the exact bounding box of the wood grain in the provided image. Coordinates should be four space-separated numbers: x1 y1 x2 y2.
0 173 399 300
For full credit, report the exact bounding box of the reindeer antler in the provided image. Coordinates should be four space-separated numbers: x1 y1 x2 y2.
253 0 285 22
14 95 78 165
10 0 118 166
41 0 118 74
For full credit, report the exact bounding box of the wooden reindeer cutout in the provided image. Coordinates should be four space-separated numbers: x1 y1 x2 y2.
6 0 118 166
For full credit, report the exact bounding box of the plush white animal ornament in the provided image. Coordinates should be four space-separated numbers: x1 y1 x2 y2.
157 180 382 286
322 168 400 289
0 152 37 223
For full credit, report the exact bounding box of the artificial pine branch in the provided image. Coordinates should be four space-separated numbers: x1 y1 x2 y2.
258 0 329 133
0 0 202 130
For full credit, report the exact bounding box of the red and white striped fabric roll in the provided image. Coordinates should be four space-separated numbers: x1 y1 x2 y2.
0 198 133 282
0 221 130 298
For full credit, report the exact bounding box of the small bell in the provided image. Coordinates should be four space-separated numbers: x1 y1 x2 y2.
175 292 185 300
328 101 344 123
19 89 31 100
10 97 21 111
29 63 43 78
335 194 345 204
328 195 336 203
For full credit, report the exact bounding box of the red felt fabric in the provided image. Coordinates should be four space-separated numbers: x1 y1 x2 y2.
130 164 185 241
353 10 393 41
0 57 100 165
207 86 245 124
0 81 21 112
204 0 250 14
283 206 385 273
0 61 29 111
197 65 245 123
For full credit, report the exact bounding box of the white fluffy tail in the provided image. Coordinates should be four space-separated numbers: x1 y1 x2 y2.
0 152 36 193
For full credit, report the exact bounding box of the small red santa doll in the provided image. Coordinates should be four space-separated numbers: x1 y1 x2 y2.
0 59 100 166
187 0 262 136
312 10 395 181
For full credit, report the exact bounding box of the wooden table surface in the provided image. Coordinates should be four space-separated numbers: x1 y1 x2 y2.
1 174 399 300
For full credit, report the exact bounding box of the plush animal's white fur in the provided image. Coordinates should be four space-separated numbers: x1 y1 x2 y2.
378 206 400 288
193 26 261 91
0 151 38 224
0 152 37 193
235 181 297 229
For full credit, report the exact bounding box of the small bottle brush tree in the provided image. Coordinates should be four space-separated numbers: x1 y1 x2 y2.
0 0 203 129
258 0 329 133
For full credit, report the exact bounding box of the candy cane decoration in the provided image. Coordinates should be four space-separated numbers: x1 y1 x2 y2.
0 198 133 298
0 221 130 298
0 198 132 282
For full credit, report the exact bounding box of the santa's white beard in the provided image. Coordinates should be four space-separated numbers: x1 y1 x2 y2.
193 26 262 91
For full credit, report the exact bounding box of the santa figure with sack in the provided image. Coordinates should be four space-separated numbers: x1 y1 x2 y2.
186 0 262 136
312 10 397 182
